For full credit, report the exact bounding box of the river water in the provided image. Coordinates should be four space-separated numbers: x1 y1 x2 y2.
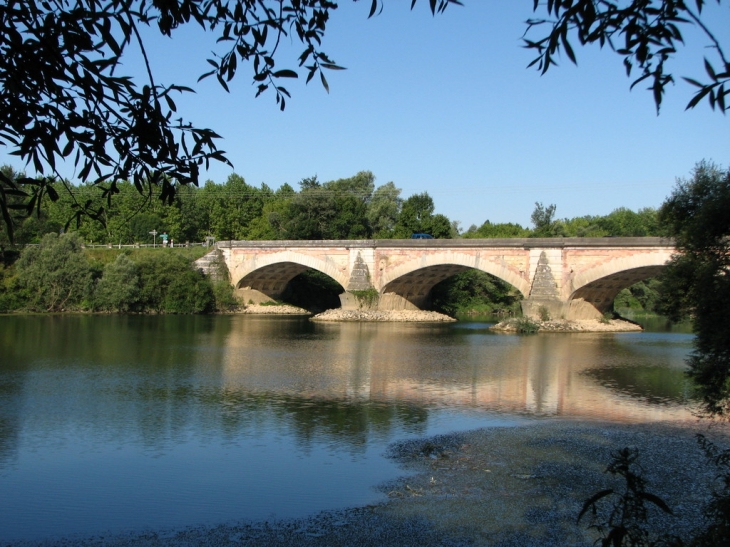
0 314 695 543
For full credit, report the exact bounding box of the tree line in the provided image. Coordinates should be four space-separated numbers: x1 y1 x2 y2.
1 166 664 247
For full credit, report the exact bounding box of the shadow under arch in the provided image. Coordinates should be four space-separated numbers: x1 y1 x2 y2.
231 251 344 309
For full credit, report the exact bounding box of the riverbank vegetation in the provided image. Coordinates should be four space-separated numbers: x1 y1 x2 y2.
0 233 237 314
0 165 674 318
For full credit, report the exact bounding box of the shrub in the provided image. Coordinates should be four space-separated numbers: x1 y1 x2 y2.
163 268 215 313
16 233 93 311
94 254 140 312
134 253 214 313
350 287 379 309
0 265 27 312
514 316 539 334
212 280 239 312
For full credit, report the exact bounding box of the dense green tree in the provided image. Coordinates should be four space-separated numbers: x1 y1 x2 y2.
174 184 210 244
324 172 374 239
247 198 291 240
128 213 165 245
394 192 449 237
431 269 520 317
367 182 403 238
94 254 141 312
202 174 265 240
463 220 530 238
595 207 660 237
429 213 453 239
658 160 730 416
530 202 557 236
134 252 214 313
0 166 63 247
283 173 372 239
614 279 664 314
15 232 94 311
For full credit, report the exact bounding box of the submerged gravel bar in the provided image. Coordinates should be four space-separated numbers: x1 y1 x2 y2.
20 420 730 547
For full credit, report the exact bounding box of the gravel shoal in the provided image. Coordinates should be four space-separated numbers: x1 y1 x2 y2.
491 318 642 332
311 309 456 322
20 419 730 547
240 304 310 315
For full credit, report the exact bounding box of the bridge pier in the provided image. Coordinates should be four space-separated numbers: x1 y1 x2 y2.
521 298 603 322
236 288 284 305
378 293 429 311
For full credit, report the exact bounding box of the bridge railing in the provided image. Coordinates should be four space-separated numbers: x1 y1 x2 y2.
214 237 675 249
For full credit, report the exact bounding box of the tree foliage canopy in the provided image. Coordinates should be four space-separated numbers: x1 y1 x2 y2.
525 0 729 113
658 161 730 416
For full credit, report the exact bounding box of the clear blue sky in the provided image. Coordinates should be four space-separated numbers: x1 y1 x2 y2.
3 2 728 229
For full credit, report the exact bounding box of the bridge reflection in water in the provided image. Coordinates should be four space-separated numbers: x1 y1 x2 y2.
219 317 694 424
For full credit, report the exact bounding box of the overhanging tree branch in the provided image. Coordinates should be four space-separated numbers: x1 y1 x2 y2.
524 0 729 114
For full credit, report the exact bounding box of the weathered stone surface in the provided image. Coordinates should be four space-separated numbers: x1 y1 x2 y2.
529 251 559 299
204 238 674 320
346 252 371 291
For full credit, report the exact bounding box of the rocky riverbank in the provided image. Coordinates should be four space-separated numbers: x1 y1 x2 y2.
28 419 729 547
491 317 643 333
310 309 456 322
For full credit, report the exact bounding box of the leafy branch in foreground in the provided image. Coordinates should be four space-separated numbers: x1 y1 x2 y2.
693 434 730 545
524 1 729 114
658 161 730 417
0 1 459 242
578 447 679 547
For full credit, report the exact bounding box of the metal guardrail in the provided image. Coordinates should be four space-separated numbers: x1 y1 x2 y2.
82 242 210 249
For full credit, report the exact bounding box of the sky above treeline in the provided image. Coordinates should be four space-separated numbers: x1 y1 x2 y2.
3 2 728 229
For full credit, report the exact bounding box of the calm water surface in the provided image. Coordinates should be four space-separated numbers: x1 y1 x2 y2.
0 314 695 542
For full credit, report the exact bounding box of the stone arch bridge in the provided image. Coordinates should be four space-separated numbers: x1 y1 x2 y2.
197 238 675 320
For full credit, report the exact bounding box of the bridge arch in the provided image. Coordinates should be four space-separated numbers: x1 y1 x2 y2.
377 252 530 310
567 250 673 314
229 251 348 304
